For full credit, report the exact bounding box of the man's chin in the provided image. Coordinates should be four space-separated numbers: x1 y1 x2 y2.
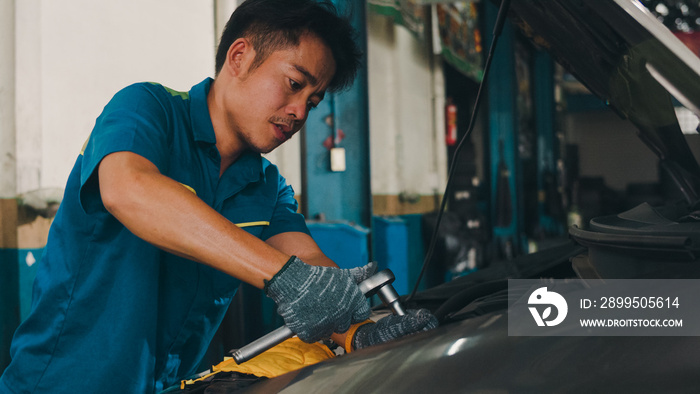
244 136 287 154
254 143 282 155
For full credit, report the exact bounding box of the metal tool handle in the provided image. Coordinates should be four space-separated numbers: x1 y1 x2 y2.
231 325 293 364
232 269 400 364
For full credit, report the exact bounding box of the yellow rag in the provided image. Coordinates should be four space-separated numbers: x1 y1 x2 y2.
214 337 335 378
181 337 335 389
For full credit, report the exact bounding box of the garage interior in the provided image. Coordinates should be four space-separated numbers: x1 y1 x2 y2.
1 0 700 386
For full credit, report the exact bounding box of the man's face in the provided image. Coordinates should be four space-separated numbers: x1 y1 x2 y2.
226 33 336 154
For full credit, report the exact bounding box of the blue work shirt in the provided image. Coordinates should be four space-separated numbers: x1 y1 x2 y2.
0 78 309 393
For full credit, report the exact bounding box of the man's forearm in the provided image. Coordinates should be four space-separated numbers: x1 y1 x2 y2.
265 232 336 268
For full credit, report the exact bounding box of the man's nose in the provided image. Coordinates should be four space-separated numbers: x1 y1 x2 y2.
286 99 308 120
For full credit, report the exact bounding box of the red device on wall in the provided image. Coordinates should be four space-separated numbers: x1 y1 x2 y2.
446 99 457 146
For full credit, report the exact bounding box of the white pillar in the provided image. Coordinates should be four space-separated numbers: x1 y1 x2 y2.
214 0 240 39
0 0 16 198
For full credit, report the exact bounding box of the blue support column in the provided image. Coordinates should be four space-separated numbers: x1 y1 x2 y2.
534 50 564 235
1 248 19 372
484 1 521 255
372 217 409 295
302 0 371 227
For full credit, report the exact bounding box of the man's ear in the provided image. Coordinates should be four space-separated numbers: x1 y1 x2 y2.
225 38 254 77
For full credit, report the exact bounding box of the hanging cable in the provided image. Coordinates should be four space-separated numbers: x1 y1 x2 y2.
407 0 512 302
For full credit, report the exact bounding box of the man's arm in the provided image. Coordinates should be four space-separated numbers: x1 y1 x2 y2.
98 151 290 288
100 151 397 347
264 231 335 268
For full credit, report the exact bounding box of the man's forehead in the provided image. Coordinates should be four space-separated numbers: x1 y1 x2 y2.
285 36 335 85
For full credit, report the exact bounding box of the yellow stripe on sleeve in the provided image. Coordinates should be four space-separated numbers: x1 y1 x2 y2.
80 137 90 155
180 183 197 196
235 221 270 228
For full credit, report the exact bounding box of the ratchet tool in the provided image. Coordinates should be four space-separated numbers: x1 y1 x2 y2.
232 268 405 364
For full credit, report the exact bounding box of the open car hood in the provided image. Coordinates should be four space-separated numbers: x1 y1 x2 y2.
509 0 700 203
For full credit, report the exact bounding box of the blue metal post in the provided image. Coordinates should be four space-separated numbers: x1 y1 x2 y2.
534 50 563 235
1 248 19 372
484 1 521 254
302 0 371 227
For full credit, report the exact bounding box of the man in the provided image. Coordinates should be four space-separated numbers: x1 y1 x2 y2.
0 1 437 392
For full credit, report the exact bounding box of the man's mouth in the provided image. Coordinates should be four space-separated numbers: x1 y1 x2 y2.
273 122 294 141
276 123 292 133
271 118 295 141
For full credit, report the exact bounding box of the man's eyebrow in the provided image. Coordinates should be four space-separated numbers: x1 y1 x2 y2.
294 65 318 86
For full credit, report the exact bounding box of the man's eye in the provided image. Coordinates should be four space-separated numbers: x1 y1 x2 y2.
307 101 319 111
289 79 302 91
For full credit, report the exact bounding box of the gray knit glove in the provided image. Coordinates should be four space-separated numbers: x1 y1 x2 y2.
264 256 377 343
352 309 438 351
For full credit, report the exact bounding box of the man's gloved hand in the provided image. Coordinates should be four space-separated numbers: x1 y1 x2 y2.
264 256 377 343
352 309 438 351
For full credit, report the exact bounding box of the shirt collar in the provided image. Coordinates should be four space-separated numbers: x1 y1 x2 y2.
231 151 266 182
190 77 217 144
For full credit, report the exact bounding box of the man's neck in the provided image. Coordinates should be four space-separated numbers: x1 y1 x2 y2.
207 78 245 176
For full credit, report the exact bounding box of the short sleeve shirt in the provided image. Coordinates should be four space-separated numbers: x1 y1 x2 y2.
0 78 310 393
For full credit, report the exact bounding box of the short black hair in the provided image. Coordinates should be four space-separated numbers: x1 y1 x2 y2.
215 0 362 93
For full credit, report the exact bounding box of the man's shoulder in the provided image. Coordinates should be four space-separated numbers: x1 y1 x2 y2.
102 82 194 121
115 82 191 102
143 82 191 100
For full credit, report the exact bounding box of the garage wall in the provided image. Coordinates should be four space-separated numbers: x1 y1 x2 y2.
16 0 217 195
367 12 447 215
